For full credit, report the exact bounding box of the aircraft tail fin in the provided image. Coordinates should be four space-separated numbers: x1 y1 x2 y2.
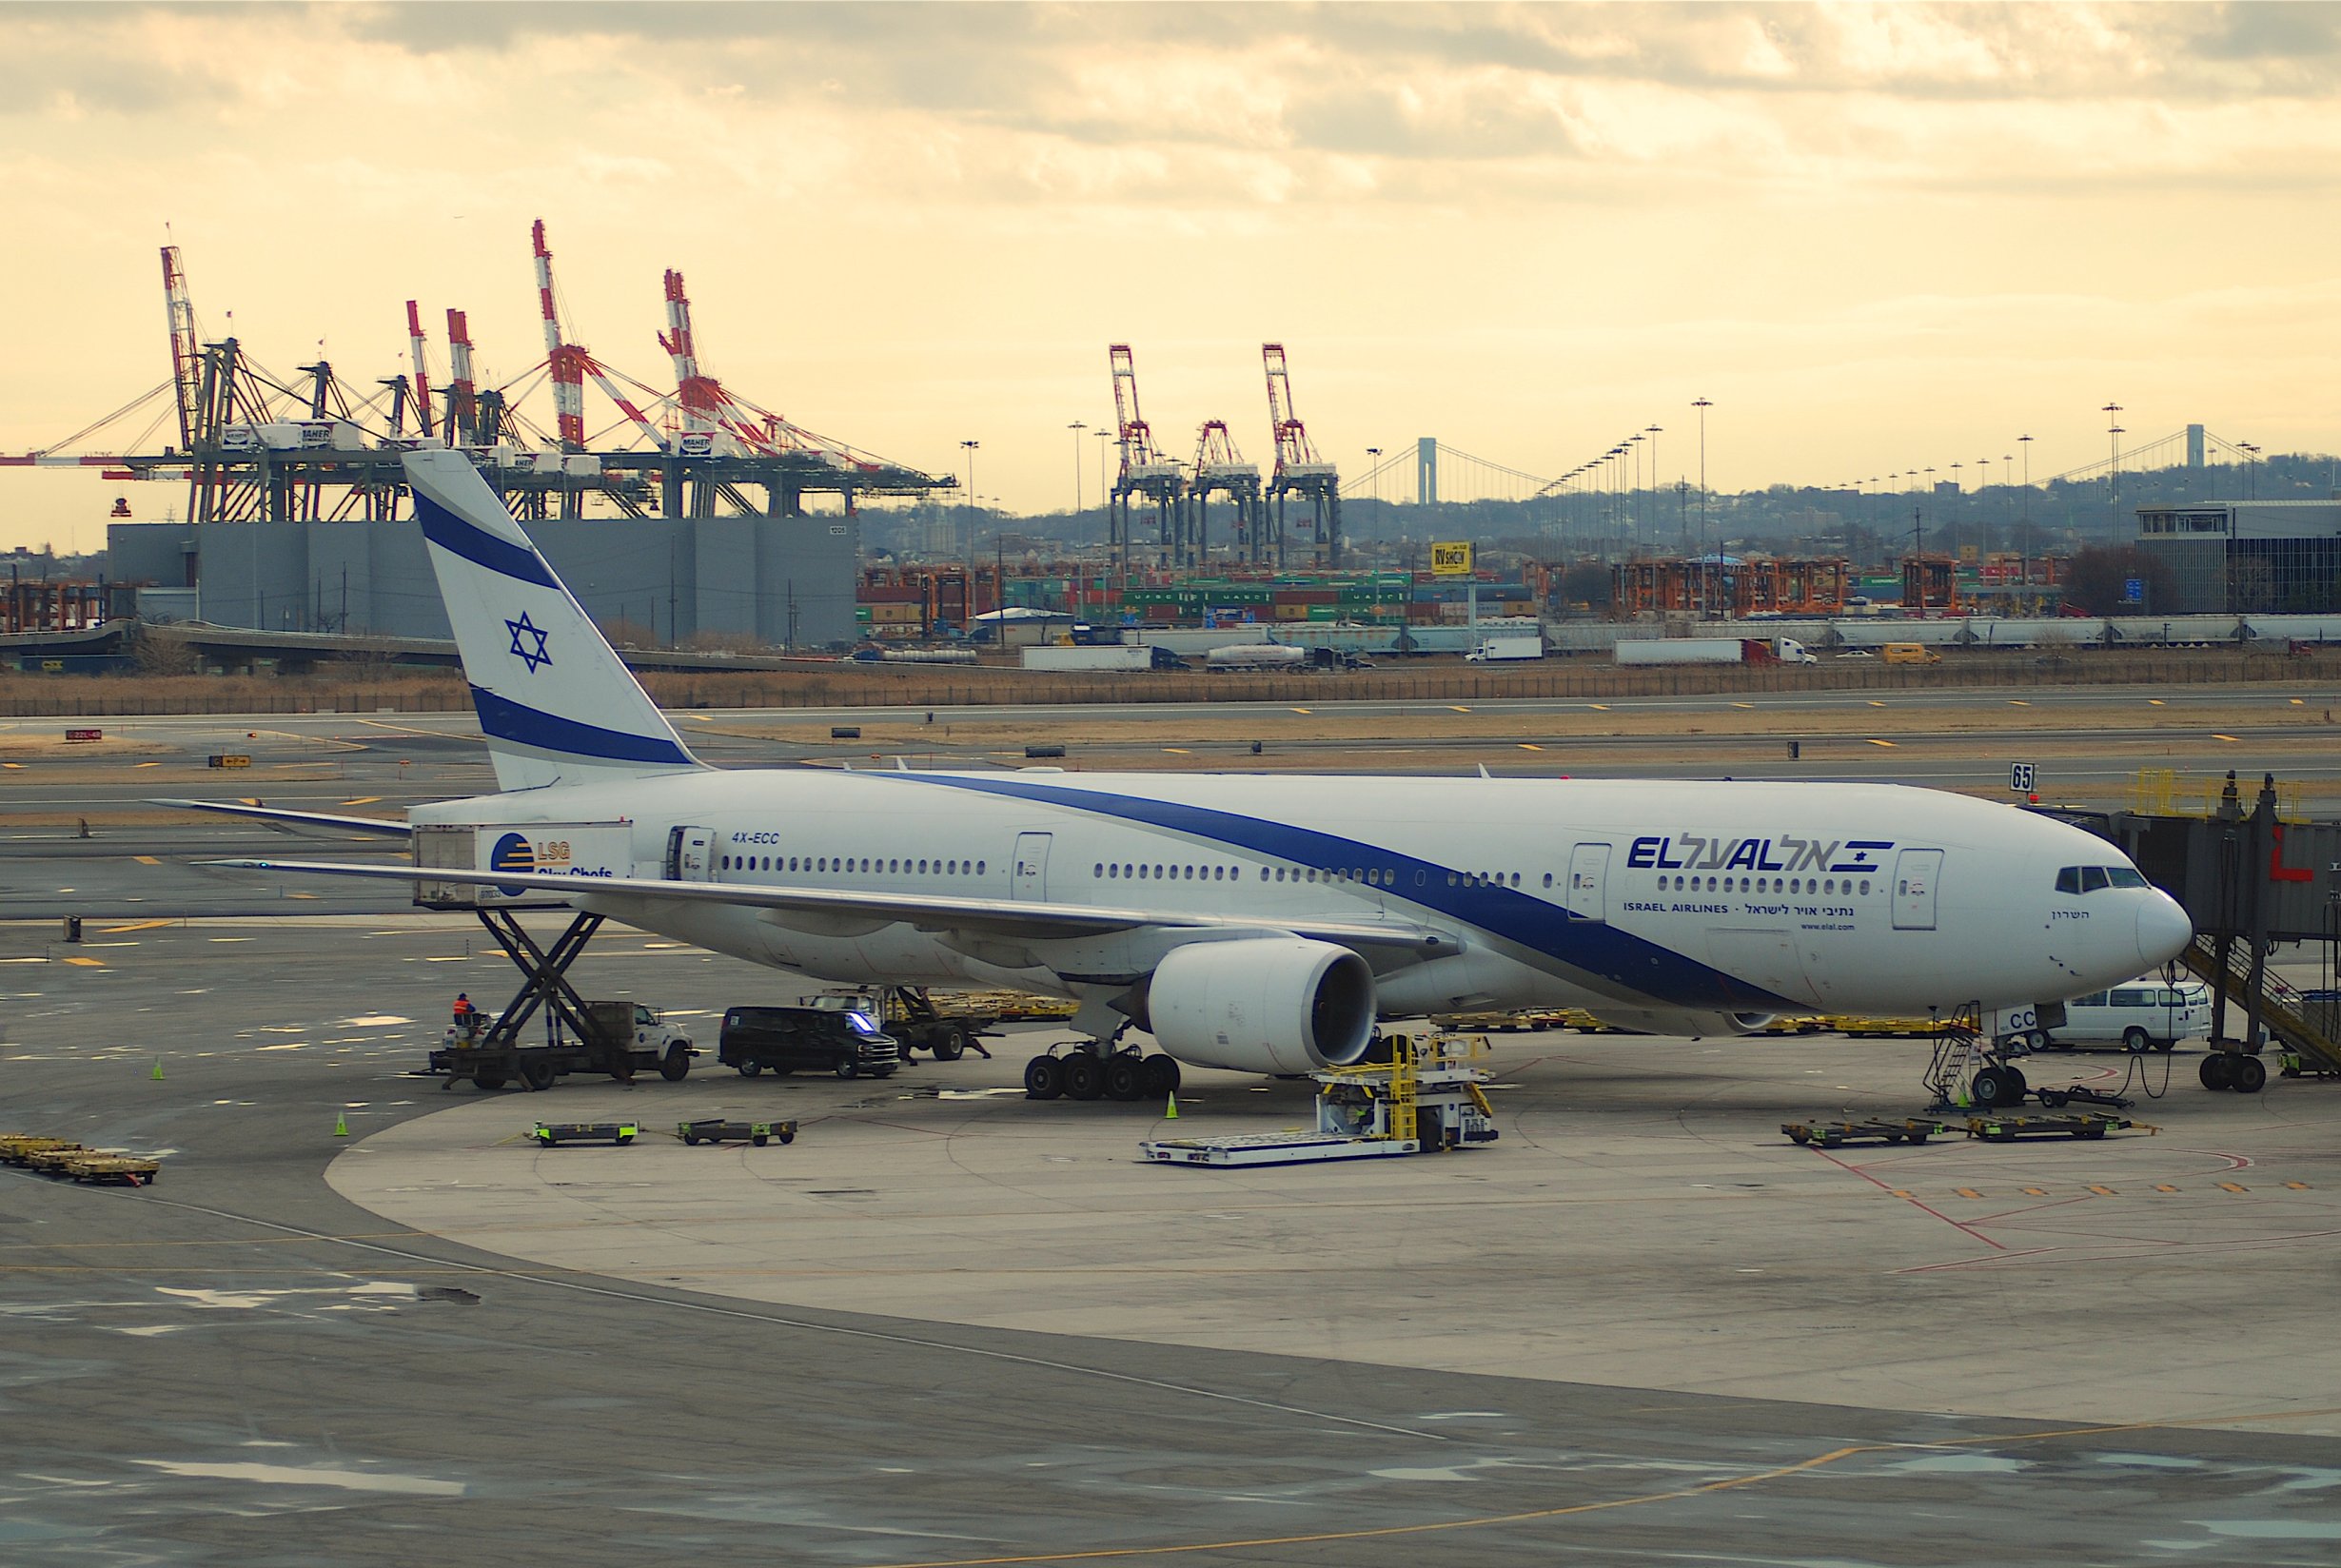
403 448 701 792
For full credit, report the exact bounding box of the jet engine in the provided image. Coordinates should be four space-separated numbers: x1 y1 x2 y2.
1146 937 1378 1075
1594 1007 1775 1039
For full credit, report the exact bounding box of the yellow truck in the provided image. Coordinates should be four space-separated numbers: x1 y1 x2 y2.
1880 642 1941 665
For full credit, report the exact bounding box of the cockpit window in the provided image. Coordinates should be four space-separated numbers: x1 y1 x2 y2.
2057 864 2146 894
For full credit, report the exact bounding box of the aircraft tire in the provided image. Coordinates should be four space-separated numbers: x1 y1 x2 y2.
1023 1055 1065 1101
1063 1052 1106 1102
2232 1054 2268 1094
1103 1054 1146 1102
1141 1055 1181 1098
2000 1065 2028 1103
2199 1054 2235 1090
1969 1067 2011 1107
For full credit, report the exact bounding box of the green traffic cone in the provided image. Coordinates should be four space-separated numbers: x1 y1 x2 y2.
1164 1091 1179 1121
151 1057 165 1082
333 1113 349 1138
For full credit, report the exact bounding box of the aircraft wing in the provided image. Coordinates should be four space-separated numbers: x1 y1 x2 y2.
155 799 414 836
211 856 1458 954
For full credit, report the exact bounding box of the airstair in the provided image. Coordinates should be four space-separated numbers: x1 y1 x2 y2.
1920 1006 2032 1112
2175 933 2341 1080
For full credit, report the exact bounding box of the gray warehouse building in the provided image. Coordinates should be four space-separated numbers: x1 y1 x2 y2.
2136 500 2341 615
108 512 860 648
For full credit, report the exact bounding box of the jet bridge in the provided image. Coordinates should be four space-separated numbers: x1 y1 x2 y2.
2039 772 2341 1084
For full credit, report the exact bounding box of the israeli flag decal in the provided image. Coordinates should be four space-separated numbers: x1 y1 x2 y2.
506 612 553 673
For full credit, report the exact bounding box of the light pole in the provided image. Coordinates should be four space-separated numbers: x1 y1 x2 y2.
1627 433 1644 542
1691 398 1712 617
2240 441 2261 500
1068 421 1086 515
1644 423 1662 545
960 439 979 629
1365 446 1381 543
2102 402 2124 527
2017 433 2033 534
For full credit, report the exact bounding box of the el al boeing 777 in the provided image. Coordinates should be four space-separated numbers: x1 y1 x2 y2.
212 448 2193 1101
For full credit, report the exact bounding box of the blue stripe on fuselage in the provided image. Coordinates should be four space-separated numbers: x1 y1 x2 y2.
415 491 561 589
882 773 1795 1010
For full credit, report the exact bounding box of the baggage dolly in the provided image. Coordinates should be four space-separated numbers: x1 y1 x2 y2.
678 1118 797 1147
530 1121 638 1147
1965 1111 2147 1143
1781 1117 1951 1148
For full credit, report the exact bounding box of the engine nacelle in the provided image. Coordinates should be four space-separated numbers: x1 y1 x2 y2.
1148 937 1378 1075
1594 1007 1775 1039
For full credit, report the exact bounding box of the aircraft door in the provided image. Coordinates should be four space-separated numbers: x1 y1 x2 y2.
666 826 715 882
1891 848 1942 931
1012 833 1052 901
1565 843 1609 922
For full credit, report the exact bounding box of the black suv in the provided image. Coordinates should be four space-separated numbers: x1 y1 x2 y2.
718 1005 901 1080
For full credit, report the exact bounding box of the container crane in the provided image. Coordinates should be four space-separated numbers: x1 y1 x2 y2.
404 300 436 441
1107 343 1183 569
1263 343 1340 568
531 219 589 456
444 308 481 446
1189 420 1262 566
162 245 203 455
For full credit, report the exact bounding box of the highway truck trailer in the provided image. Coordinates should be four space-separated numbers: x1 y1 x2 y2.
1614 637 1817 667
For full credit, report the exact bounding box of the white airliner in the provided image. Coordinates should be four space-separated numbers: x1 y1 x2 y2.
216 448 2193 1101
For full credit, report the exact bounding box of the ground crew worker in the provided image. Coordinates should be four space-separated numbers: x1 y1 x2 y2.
452 993 478 1031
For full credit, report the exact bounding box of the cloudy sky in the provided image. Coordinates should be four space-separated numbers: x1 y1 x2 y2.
3 1 2337 550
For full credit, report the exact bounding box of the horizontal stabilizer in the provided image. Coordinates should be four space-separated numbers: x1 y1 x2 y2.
153 799 413 836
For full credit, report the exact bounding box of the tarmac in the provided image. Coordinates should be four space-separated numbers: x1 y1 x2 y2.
5 696 2341 1564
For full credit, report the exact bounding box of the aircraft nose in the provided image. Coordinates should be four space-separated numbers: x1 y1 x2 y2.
2135 892 2193 968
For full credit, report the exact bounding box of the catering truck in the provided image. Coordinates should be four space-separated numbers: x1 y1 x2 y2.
1614 637 1817 667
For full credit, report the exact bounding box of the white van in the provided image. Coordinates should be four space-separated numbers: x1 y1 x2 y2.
2043 978 2210 1052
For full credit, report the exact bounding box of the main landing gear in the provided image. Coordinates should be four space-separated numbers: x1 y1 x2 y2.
1024 1041 1181 1103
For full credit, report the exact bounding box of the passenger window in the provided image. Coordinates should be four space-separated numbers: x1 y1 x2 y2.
975 861 985 874
2080 867 2109 893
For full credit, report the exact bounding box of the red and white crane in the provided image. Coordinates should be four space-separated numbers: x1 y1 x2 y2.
527 218 670 453
403 300 437 441
443 308 479 445
659 268 750 454
1109 343 1164 476
162 245 203 454
1262 342 1331 479
531 219 591 452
